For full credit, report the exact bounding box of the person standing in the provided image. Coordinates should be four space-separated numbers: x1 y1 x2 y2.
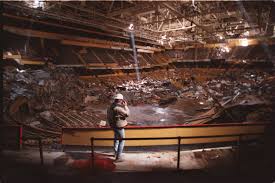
107 93 130 162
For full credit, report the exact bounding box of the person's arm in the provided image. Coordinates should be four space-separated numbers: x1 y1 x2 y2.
107 107 114 127
114 106 130 117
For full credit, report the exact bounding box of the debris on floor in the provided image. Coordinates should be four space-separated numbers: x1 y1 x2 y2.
3 65 275 143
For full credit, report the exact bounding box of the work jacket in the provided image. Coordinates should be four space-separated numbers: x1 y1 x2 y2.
107 103 130 128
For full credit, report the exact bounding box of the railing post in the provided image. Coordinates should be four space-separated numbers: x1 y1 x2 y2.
237 135 242 172
91 137 95 169
177 136 181 171
38 137 44 166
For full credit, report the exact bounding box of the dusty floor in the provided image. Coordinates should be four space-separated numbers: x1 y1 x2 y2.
1 147 236 171
88 98 204 126
0 144 274 183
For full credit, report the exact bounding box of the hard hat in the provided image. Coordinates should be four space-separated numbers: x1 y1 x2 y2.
114 93 124 100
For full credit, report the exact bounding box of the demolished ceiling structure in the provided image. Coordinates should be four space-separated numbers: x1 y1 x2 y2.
3 1 275 48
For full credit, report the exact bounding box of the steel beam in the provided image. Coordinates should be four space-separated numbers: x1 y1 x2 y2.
162 2 212 34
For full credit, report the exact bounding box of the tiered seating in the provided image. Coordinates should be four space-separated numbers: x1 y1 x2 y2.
163 51 177 58
163 45 274 61
81 48 101 63
123 52 135 64
247 46 267 60
92 48 115 63
182 49 194 60
232 47 247 60
156 52 171 63
107 50 129 67
58 47 80 65
196 48 209 60
142 53 159 65
5 31 274 67
137 53 149 66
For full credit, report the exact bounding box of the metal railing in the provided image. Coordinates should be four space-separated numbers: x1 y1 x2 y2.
21 137 44 166
1 135 44 165
2 132 264 169
90 133 264 171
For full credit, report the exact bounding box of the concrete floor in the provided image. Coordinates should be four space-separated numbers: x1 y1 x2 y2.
0 145 274 183
89 98 207 126
97 147 235 172
1 147 235 171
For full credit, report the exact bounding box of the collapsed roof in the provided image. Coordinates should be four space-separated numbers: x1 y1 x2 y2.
3 1 275 48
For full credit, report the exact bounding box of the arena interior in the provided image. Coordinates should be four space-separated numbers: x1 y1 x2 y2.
1 1 275 183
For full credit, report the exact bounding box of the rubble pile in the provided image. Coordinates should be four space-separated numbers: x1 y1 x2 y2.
3 65 275 140
116 78 178 105
3 66 114 138
114 70 274 107
4 67 85 111
113 69 274 124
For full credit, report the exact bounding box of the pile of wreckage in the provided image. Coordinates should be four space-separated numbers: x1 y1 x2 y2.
116 70 274 106
3 65 275 142
3 66 114 141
